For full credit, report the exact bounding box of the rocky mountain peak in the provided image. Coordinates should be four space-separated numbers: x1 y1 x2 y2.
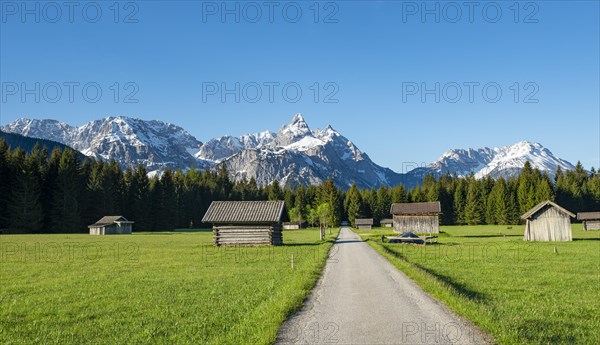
275 113 313 146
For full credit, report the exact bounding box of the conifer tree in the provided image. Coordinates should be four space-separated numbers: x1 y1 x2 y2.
268 180 284 200
376 186 392 221
391 184 408 203
51 149 81 232
464 177 484 225
8 149 43 232
159 168 178 230
453 179 467 224
345 184 363 224
294 185 307 219
0 139 12 228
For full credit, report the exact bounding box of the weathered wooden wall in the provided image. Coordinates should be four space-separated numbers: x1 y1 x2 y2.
583 220 600 231
382 223 393 228
283 224 300 230
90 223 132 235
393 215 439 234
89 227 103 235
524 206 572 241
213 225 282 246
356 225 372 230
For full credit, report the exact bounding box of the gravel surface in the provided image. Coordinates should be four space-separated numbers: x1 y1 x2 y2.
276 227 492 345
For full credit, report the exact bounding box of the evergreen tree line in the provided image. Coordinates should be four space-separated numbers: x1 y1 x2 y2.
1 139 598 233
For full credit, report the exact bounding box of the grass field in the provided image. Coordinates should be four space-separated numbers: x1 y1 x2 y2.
355 224 600 344
0 228 337 344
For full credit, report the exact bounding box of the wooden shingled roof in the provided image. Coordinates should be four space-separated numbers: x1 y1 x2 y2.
202 200 286 224
355 218 374 226
390 202 441 215
521 200 575 220
88 216 132 227
577 211 600 220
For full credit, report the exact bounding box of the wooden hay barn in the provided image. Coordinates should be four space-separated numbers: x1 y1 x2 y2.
522 200 575 242
202 200 285 246
354 218 373 230
380 219 393 227
88 216 133 235
283 221 305 230
390 202 441 234
577 211 600 231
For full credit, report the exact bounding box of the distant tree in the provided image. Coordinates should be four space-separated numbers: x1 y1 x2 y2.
50 149 81 232
284 189 294 212
317 203 333 229
345 184 364 224
306 205 318 227
217 163 233 199
294 186 307 219
159 168 178 230
376 186 392 222
268 180 284 200
127 164 151 231
0 139 12 228
391 184 408 203
316 178 343 226
8 149 43 232
288 206 303 223
453 179 467 224
464 177 484 225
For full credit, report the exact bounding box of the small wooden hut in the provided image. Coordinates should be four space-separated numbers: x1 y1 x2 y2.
577 212 600 231
354 218 373 230
89 216 133 235
283 222 300 230
283 221 306 230
521 201 575 241
380 219 393 228
391 202 441 234
202 200 285 246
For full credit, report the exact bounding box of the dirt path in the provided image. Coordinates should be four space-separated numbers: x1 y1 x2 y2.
276 227 491 344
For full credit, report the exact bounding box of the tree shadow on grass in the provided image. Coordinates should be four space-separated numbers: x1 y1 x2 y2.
514 319 579 344
573 237 600 241
460 234 522 238
381 244 487 303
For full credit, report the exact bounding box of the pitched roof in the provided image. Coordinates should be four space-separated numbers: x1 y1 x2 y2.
380 218 393 224
521 200 575 220
390 202 441 215
88 216 132 227
577 211 600 220
355 218 374 226
202 201 286 224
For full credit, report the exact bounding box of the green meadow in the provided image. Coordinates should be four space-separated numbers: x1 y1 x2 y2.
0 228 337 344
356 224 600 344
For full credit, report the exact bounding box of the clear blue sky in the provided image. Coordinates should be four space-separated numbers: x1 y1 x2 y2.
1 1 598 171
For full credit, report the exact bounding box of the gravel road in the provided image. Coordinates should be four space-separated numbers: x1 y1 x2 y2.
276 227 491 345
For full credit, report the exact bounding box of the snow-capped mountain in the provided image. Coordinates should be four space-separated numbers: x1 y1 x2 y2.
2 117 204 172
407 141 575 180
198 114 406 189
195 131 274 163
2 114 576 188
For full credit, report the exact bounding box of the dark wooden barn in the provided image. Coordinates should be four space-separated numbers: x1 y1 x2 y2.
88 216 134 235
577 211 600 231
202 200 286 246
354 218 374 230
390 202 441 234
522 200 575 241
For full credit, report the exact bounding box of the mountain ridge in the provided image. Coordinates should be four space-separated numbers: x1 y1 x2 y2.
2 114 576 189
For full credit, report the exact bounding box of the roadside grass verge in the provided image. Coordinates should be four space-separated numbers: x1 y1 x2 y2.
356 224 600 344
0 228 338 344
